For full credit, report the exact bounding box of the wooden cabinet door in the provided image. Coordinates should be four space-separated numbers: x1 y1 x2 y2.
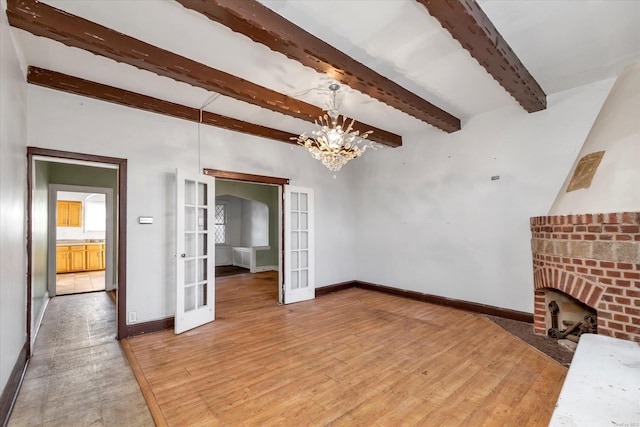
57 200 82 227
56 246 70 273
69 246 86 271
57 201 70 227
86 245 104 270
67 201 82 227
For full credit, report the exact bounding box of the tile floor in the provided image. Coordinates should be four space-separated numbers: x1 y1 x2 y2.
56 271 105 295
8 292 154 426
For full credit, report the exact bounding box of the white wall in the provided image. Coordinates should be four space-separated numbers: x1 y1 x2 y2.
353 79 615 313
0 3 28 393
241 199 269 247
27 86 358 323
550 62 640 215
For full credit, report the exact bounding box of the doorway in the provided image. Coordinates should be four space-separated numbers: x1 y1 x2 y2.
49 186 114 297
215 181 281 297
203 169 288 303
27 147 128 353
203 168 315 306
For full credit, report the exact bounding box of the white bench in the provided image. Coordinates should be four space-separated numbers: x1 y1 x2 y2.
549 333 640 426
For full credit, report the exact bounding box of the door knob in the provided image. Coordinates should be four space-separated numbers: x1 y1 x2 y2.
181 253 186 258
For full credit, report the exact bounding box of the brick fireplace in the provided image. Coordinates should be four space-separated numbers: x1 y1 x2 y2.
530 212 640 342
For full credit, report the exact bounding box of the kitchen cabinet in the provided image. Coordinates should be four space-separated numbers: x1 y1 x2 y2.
57 200 82 227
70 246 86 271
56 244 104 273
56 245 87 273
86 244 105 271
56 246 69 273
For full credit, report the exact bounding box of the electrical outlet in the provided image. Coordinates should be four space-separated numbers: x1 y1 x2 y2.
128 311 137 323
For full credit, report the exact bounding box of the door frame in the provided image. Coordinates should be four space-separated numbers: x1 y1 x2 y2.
48 184 115 296
203 169 289 303
26 147 128 349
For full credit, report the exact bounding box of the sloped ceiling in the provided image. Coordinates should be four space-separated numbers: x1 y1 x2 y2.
6 0 640 147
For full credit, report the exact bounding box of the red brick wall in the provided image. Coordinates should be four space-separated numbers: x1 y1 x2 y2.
530 212 640 342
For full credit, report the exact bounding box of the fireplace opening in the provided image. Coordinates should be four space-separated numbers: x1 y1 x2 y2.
545 289 597 350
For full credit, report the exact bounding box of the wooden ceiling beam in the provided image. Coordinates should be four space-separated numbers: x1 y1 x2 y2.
27 66 300 144
175 0 461 133
416 0 546 113
7 0 401 148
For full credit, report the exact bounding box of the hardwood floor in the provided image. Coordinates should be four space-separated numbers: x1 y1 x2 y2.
123 272 567 426
215 265 251 277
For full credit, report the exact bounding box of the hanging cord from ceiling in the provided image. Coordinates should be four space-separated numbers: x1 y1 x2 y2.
288 81 342 100
197 93 221 172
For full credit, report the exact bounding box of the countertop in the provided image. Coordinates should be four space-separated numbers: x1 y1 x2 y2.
57 239 105 246
549 333 640 426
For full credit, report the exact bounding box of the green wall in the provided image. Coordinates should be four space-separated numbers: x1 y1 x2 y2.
48 163 118 189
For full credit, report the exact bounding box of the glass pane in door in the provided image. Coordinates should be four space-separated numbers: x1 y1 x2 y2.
197 233 207 257
197 207 208 231
198 182 208 206
184 259 195 285
185 206 196 231
185 285 196 312
300 193 308 211
185 233 196 258
198 258 208 282
197 283 207 308
185 180 196 205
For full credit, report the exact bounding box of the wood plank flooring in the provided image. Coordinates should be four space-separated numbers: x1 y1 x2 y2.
124 272 567 426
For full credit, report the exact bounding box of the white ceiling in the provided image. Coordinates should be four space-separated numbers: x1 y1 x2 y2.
8 0 640 138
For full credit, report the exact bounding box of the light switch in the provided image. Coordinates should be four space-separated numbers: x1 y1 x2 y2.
138 216 154 224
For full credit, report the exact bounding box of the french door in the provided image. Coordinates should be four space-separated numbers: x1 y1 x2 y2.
175 169 216 333
283 186 315 304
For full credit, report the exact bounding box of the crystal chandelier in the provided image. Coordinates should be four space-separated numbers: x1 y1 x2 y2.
292 84 378 171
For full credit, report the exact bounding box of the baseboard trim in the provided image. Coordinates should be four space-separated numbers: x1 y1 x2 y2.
0 341 29 427
315 281 357 297
254 265 278 273
354 280 534 323
126 317 174 337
